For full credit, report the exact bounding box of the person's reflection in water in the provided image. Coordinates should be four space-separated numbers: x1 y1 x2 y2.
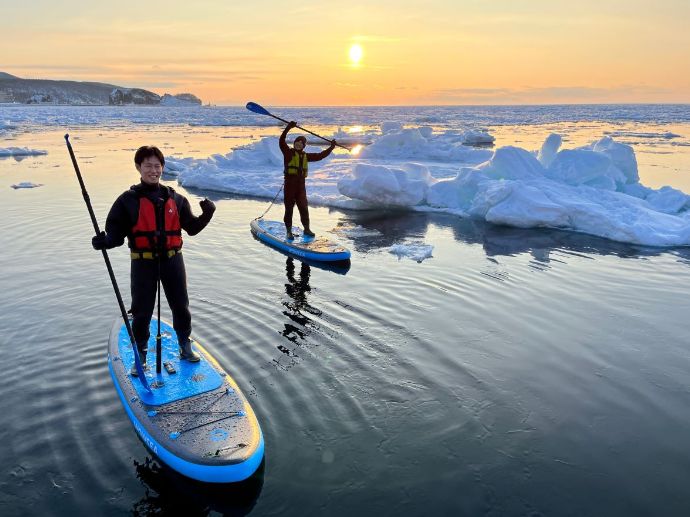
281 257 320 347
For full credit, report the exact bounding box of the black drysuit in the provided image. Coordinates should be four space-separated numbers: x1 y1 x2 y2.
102 182 213 353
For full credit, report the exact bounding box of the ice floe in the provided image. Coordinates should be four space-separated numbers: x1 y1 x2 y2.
0 147 47 157
389 243 434 262
11 182 43 189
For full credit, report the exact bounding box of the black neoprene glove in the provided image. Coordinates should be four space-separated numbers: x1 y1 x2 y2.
199 198 216 215
92 231 110 250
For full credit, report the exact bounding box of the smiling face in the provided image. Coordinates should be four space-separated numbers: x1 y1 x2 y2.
293 139 305 151
136 156 163 185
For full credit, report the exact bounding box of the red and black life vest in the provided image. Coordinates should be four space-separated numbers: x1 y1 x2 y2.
130 195 182 251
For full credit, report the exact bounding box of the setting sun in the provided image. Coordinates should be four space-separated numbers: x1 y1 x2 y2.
348 43 363 66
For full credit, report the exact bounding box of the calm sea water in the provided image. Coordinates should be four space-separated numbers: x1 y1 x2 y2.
1 109 690 516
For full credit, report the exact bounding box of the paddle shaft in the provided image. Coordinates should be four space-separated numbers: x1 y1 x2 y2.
156 254 162 375
261 111 351 151
151 199 163 376
64 134 151 391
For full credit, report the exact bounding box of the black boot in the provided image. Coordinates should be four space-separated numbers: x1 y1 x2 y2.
286 229 295 240
130 350 149 376
303 228 315 237
179 338 201 362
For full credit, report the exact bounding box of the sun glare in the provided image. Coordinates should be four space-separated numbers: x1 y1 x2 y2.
348 44 363 66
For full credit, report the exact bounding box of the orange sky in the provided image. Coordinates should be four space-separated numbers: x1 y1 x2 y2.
2 0 689 105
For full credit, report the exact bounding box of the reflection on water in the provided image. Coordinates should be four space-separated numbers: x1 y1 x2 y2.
281 257 317 346
0 155 31 163
273 257 323 371
341 210 690 264
132 456 264 515
271 255 352 373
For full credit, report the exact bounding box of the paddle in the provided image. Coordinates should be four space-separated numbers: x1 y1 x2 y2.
148 265 165 387
246 101 352 151
155 252 162 377
64 134 152 391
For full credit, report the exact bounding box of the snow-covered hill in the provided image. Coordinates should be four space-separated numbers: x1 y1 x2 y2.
0 72 201 106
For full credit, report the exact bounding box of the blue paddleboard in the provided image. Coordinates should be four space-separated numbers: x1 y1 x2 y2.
108 318 264 483
251 218 351 262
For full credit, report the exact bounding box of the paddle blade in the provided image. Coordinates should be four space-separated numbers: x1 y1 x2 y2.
246 102 271 116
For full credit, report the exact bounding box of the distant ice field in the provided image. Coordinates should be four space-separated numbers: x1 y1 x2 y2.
2 104 690 128
2 104 689 246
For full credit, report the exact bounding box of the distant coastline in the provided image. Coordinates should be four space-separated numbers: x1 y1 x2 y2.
0 71 202 106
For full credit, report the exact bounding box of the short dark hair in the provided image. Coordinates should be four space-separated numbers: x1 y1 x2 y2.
134 146 165 166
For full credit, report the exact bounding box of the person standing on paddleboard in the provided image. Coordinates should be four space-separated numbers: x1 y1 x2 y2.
279 121 336 240
91 146 215 375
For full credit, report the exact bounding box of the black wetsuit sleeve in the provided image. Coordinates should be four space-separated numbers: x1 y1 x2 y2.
306 143 335 163
177 195 213 236
279 125 292 155
103 193 135 248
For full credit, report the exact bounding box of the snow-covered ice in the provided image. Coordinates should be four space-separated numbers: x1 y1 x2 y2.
338 163 434 207
358 127 494 162
168 127 690 247
389 243 434 262
11 182 43 189
0 121 17 133
0 147 47 157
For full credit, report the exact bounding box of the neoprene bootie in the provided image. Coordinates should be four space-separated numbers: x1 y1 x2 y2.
130 351 149 376
179 338 201 362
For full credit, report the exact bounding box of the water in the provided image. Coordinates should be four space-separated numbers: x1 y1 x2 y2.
1 107 690 516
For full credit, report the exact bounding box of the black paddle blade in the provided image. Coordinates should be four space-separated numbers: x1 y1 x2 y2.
246 102 271 116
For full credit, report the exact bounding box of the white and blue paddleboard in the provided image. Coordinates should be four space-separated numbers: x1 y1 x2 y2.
251 218 351 263
108 318 264 483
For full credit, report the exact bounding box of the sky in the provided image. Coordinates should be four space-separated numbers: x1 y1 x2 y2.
2 0 690 105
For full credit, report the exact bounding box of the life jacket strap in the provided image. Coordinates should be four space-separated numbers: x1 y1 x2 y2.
130 249 181 260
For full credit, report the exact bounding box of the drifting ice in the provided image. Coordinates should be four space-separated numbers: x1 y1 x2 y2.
169 128 689 247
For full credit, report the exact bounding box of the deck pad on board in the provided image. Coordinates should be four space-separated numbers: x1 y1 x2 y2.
115 319 223 406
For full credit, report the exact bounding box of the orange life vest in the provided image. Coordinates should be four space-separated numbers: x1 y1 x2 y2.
130 196 182 251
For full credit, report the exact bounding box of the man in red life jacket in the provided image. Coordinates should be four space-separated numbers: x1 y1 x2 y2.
91 146 215 375
279 121 336 240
